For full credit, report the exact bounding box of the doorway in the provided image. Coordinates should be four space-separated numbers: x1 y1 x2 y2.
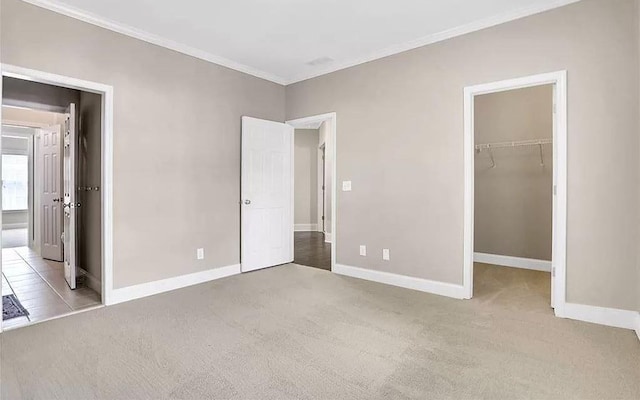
463 71 568 315
239 113 336 274
0 65 114 330
292 125 332 270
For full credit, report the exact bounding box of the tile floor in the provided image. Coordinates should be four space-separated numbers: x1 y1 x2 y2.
2 247 101 330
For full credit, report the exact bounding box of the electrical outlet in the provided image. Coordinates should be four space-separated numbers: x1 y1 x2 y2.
196 248 205 260
359 245 367 256
382 249 390 261
342 181 352 191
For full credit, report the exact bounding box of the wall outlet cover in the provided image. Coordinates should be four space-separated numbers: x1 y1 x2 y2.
382 249 390 261
359 245 367 256
342 181 352 191
197 248 205 260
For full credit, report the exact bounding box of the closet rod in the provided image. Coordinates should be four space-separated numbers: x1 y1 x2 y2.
475 138 552 151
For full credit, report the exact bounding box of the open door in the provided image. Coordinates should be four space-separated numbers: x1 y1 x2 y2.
241 116 293 272
37 125 64 262
63 103 77 289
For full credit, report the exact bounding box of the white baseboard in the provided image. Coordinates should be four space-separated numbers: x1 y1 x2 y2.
474 252 551 272
85 273 102 295
557 302 639 333
2 223 28 230
324 231 332 243
635 312 640 342
107 264 240 305
334 264 466 299
294 224 318 232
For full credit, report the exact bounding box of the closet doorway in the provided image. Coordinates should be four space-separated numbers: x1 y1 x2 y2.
463 71 567 315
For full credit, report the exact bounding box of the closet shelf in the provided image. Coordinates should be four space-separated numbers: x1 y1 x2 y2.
475 138 552 151
475 138 552 168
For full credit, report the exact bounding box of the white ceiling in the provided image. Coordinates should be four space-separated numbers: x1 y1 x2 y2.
25 0 579 84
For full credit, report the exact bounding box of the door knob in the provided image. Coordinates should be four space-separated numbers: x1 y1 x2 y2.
244 200 251 205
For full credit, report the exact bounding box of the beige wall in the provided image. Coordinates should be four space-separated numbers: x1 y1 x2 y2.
78 91 102 291
0 0 285 289
3 0 638 312
286 0 640 311
294 129 318 226
474 85 553 261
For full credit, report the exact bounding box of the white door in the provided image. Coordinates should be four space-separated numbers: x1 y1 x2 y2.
38 125 63 262
241 116 293 272
63 104 77 289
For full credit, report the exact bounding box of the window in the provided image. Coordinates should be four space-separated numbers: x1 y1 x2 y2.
2 154 28 211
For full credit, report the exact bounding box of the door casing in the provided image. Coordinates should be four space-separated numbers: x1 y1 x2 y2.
463 71 568 314
286 113 337 271
0 64 115 328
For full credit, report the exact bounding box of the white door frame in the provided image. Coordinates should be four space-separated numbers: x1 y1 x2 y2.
317 143 326 232
0 64 115 313
286 112 337 271
463 70 568 315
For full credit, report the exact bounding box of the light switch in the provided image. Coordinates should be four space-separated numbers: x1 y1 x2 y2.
359 245 367 256
382 249 390 261
342 181 352 191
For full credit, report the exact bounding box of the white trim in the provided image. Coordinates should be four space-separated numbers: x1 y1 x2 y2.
473 252 551 272
19 0 580 86
463 71 568 311
109 264 240 305
287 113 337 271
1 64 115 309
20 0 287 85
2 223 28 230
285 0 581 84
317 145 325 233
334 264 466 299
635 313 640 342
294 223 318 232
324 231 332 243
558 303 639 331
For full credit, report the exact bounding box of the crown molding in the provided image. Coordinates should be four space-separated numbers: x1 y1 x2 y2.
19 0 289 85
283 0 582 85
20 0 581 87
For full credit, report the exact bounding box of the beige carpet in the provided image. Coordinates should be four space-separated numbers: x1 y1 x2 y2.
1 263 638 399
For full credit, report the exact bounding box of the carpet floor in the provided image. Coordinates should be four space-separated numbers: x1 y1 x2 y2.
1 263 638 399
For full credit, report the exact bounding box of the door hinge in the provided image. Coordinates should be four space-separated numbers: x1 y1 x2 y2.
552 267 556 277
321 216 324 221
553 103 557 114
553 185 557 195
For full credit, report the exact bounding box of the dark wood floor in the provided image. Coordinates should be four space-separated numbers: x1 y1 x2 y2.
293 231 331 270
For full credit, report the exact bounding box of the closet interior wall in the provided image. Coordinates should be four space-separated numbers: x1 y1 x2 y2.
474 85 554 261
